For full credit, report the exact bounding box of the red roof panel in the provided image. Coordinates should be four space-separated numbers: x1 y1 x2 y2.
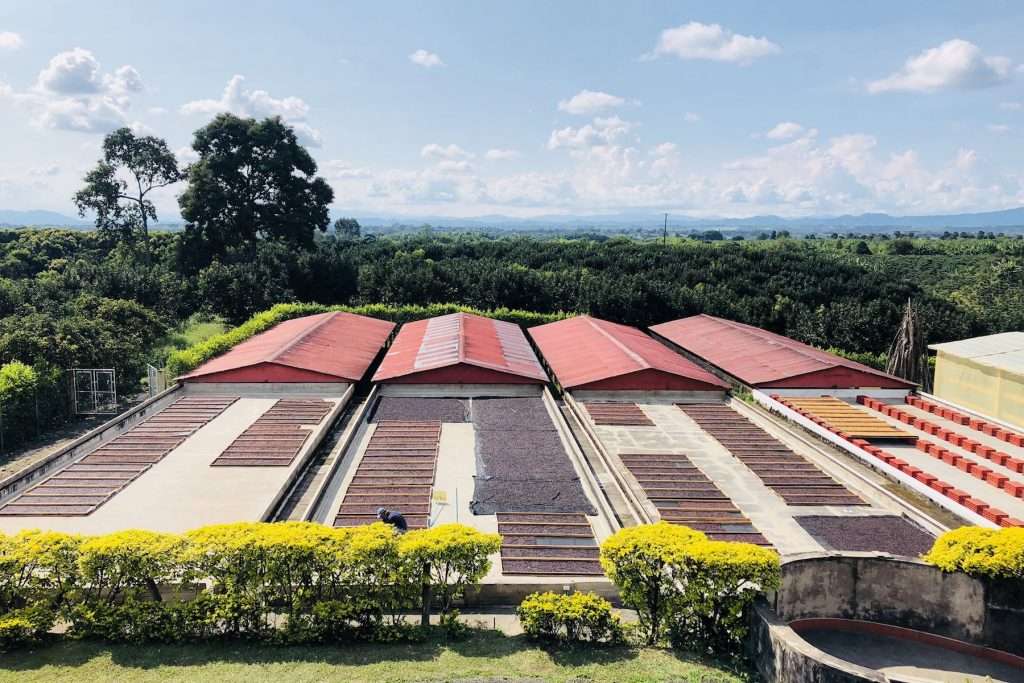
373 312 546 384
529 315 728 391
182 312 395 383
650 314 914 389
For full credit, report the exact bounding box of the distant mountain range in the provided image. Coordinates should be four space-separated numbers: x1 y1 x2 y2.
0 209 89 227
353 207 1024 232
4 206 1024 233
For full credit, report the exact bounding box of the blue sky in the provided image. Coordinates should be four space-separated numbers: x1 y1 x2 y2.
1 0 1023 219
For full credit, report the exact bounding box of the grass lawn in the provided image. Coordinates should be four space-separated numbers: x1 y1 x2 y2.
0 630 751 683
151 317 229 368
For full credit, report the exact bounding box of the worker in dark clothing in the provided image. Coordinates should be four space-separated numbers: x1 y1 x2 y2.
377 507 408 533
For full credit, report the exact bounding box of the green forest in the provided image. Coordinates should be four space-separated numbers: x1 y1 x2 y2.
0 115 1022 450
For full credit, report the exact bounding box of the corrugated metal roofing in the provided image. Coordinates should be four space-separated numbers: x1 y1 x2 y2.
529 315 728 391
650 314 914 389
182 312 395 383
372 312 547 384
930 332 1024 376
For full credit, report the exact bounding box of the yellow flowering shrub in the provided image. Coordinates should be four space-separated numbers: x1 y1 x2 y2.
670 540 780 656
600 523 780 653
923 527 1024 579
78 529 183 602
518 591 623 644
599 522 706 644
398 524 500 625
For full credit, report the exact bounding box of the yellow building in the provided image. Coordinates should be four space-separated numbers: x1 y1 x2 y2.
930 332 1024 429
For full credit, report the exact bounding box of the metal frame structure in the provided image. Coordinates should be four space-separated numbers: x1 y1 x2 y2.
71 368 117 415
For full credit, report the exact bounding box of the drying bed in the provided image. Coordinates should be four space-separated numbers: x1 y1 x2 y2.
0 396 238 516
211 399 332 467
582 402 654 426
471 398 595 515
618 452 771 546
795 515 935 556
497 512 603 576
333 420 441 530
369 396 468 423
783 397 914 441
678 404 866 506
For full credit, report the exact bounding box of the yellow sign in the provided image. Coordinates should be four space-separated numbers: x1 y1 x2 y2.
432 490 448 504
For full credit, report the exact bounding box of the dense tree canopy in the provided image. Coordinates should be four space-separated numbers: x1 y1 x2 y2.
178 114 334 259
73 128 182 242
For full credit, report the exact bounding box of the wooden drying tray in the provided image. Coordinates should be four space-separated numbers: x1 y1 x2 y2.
785 396 915 441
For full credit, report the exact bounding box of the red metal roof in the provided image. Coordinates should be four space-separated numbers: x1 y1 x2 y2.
529 315 728 391
182 312 395 383
373 312 547 384
650 314 915 389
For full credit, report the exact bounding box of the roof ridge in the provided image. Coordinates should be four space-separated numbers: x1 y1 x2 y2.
267 311 337 363
456 312 467 364
587 316 652 371
708 314 898 378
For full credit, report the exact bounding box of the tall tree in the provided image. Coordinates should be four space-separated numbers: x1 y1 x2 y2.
73 128 183 242
334 217 361 238
178 114 334 256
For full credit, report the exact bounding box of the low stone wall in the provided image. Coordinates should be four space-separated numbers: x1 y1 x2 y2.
749 552 1024 681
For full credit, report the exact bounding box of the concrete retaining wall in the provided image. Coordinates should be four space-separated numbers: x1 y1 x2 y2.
750 553 1024 681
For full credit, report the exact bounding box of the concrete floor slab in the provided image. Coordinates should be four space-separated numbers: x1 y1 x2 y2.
590 400 829 555
0 394 344 535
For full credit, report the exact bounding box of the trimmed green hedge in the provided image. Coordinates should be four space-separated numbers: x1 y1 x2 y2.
166 302 568 378
0 521 500 649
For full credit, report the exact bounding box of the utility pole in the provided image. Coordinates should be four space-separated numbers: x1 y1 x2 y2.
663 213 668 245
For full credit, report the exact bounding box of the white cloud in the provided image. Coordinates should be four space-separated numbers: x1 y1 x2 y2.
323 159 372 180
557 90 625 115
0 48 145 133
548 116 634 150
409 49 444 68
485 148 520 161
174 146 199 164
103 65 143 96
148 106 167 116
867 39 1013 94
684 112 700 123
765 121 805 140
436 159 474 173
180 74 322 147
650 22 780 64
0 31 23 51
421 143 472 160
29 165 59 177
36 48 104 94
1001 101 1022 111
988 123 1011 135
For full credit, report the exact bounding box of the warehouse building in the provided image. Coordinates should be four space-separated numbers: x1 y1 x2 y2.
930 332 1024 430
0 311 394 534
530 315 934 556
316 312 615 578
529 315 728 395
651 314 915 396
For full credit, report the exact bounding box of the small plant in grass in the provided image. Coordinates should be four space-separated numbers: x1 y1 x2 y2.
518 591 624 645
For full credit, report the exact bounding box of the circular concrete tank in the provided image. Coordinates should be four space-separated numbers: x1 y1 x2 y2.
748 552 1024 682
